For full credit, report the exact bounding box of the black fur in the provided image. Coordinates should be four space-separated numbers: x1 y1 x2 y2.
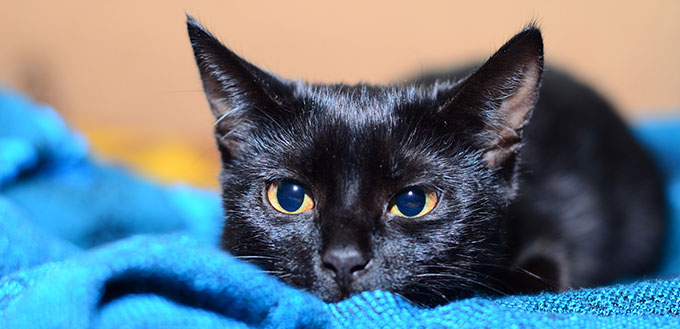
187 16 666 306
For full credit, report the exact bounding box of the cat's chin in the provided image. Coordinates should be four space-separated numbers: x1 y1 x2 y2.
284 273 446 306
276 270 377 304
303 278 364 303
313 284 474 307
315 290 352 303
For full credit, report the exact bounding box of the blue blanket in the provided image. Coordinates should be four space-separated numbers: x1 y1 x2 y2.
1 89 679 328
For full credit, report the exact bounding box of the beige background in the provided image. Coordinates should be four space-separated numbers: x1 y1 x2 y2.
1 1 678 186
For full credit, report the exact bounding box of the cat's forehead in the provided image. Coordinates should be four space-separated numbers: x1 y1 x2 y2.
291 79 460 123
257 79 470 185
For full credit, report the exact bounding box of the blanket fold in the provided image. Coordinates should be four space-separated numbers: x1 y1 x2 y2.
1 89 679 328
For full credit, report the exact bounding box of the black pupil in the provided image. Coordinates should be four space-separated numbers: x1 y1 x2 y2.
395 189 426 217
277 181 306 212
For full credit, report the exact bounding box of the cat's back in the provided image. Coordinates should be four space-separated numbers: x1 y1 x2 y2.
508 69 667 288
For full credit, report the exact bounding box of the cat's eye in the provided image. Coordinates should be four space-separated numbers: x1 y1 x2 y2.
266 180 314 214
389 188 438 218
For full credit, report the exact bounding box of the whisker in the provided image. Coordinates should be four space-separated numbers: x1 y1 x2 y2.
469 261 557 284
214 111 231 126
416 272 508 296
234 254 297 281
407 280 478 305
418 263 513 292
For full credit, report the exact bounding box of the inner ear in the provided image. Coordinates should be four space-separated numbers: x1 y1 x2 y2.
440 26 544 170
482 62 542 168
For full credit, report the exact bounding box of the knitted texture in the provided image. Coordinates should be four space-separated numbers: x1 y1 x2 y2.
1 89 679 328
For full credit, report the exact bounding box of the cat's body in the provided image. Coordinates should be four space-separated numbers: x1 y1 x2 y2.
187 17 666 306
505 69 666 291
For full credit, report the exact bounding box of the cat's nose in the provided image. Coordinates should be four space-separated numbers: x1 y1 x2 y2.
321 246 371 288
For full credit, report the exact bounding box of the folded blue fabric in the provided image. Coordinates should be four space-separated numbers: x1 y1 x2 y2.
1 89 679 328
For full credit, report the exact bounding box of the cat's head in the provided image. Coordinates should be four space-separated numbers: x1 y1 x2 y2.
187 16 543 306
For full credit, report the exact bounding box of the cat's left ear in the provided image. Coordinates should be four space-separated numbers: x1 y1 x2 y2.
442 26 543 169
187 15 293 159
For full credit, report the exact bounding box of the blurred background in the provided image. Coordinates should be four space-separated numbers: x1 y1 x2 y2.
1 1 678 189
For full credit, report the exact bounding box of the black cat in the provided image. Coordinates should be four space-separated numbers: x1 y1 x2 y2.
187 16 666 306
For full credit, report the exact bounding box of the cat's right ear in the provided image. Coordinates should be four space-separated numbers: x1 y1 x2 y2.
187 15 292 159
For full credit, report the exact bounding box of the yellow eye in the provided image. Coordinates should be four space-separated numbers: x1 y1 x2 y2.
266 181 314 214
389 188 438 218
